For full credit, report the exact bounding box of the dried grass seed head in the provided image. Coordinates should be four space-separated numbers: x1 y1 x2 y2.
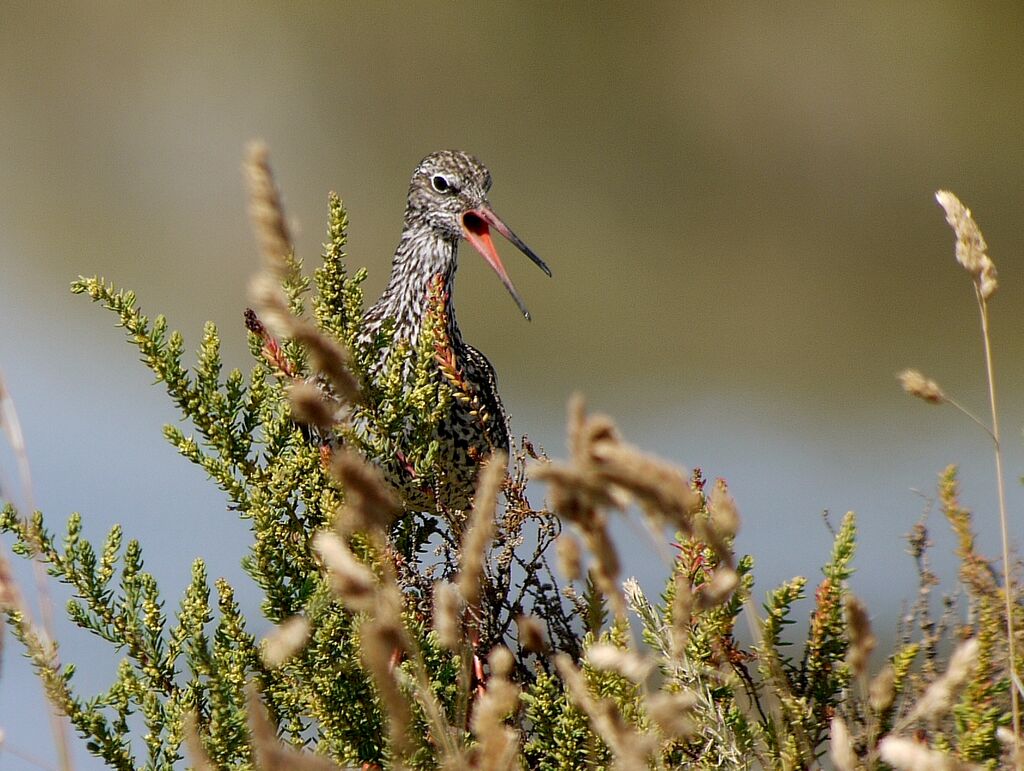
530 462 622 520
516 614 547 653
470 646 521 770
312 531 378 612
553 653 645 759
471 704 519 764
555 533 582 582
898 369 945 405
260 615 311 669
359 618 413 757
585 526 622 593
646 691 696 740
586 643 652 682
565 396 702 527
558 395 633 505
907 637 979 722
696 566 739 610
246 686 344 771
249 274 295 340
458 452 506 605
245 141 294 278
488 645 514 680
566 392 590 460
433 582 463 650
708 479 740 539
879 735 980 770
578 413 622 463
828 717 859 771
670 571 694 655
248 272 362 404
935 191 996 298
844 595 876 678
287 381 341 430
288 321 362 404
979 259 998 300
331 451 402 534
183 713 216 771
997 726 1024 766
588 438 701 527
869 663 896 714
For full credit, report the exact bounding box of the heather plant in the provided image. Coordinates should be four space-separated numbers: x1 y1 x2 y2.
0 150 1021 770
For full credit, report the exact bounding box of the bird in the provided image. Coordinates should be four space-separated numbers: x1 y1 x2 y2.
360 150 551 514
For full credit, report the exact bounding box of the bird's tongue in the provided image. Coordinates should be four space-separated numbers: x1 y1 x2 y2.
462 210 531 319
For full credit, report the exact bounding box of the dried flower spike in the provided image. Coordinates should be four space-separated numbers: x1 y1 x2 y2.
555 534 582 582
907 637 979 722
979 259 998 300
488 645 514 680
708 478 740 539
936 190 998 299
248 273 363 405
245 140 294 277
359 619 413 758
312 531 378 612
553 653 655 765
696 566 738 610
898 369 945 405
646 691 696 739
260 615 311 669
828 716 858 771
869 663 896 714
183 713 216 771
844 595 876 678
433 582 463 650
879 735 979 770
516 614 547 653
287 381 340 430
470 646 520 769
670 571 694 655
586 643 652 682
247 686 343 770
458 452 506 605
331 450 402 534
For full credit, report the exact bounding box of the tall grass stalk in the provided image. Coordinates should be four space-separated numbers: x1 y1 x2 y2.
936 189 1020 759
977 286 1021 752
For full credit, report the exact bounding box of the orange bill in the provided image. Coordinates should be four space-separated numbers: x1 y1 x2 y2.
461 207 552 320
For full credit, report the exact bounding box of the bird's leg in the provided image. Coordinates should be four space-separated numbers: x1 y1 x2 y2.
469 624 486 699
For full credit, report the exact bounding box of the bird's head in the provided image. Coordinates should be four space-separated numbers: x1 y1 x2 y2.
406 150 551 319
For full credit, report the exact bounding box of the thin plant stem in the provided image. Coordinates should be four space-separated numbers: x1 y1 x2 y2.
0 374 57 634
944 395 995 443
975 287 1021 757
0 739 58 771
0 372 73 771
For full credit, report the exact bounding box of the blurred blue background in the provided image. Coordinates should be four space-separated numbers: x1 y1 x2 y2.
4 3 1024 766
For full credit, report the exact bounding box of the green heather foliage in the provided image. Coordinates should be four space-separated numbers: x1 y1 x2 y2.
1 177 1021 770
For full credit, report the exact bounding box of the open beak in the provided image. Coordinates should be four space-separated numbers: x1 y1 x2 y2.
461 207 552 320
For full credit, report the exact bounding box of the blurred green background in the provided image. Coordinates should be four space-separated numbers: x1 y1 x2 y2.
4 3 1024 766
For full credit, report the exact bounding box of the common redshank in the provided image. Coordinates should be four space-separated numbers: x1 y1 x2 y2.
361 150 550 512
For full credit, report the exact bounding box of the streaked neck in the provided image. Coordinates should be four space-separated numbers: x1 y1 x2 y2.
367 224 460 347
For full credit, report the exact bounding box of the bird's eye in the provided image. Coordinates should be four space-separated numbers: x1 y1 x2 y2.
431 174 453 194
